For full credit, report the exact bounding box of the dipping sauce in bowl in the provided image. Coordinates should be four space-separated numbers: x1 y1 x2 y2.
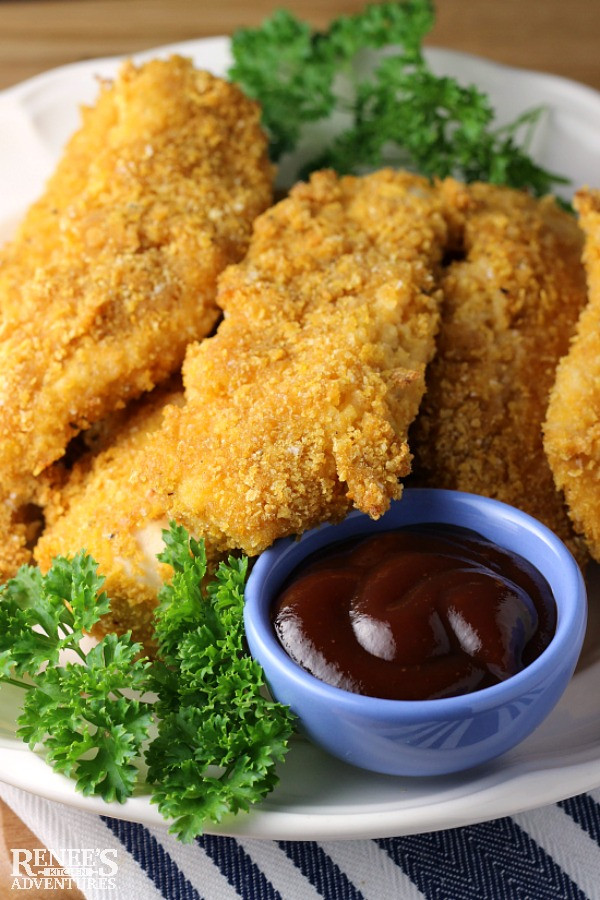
272 525 556 701
244 489 586 776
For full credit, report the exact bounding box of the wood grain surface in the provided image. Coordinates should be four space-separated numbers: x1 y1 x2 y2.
0 1 598 897
1 0 600 91
0 799 85 899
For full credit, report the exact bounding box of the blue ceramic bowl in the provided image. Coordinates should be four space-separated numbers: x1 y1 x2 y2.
244 489 587 776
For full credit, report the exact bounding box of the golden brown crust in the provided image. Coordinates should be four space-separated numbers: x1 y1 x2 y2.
34 171 588 650
38 168 453 629
411 181 588 563
0 56 273 489
35 385 186 648
544 189 600 560
0 55 273 581
141 169 452 556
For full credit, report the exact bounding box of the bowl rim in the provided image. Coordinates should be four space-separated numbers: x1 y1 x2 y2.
244 488 588 719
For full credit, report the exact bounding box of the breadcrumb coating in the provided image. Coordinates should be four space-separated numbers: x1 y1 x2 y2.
411 181 588 562
0 55 272 483
35 384 187 648
35 171 586 647
139 169 452 556
37 168 451 640
0 55 273 575
544 190 600 560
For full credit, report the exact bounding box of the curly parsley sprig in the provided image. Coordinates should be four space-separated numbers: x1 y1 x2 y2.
0 524 295 841
0 552 152 802
229 0 569 195
147 526 295 842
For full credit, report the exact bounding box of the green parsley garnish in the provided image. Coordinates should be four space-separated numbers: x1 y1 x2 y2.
0 523 295 842
229 0 568 195
147 524 294 841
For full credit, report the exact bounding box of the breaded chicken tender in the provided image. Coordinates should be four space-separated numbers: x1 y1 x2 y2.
0 56 272 480
139 169 453 557
0 54 273 575
37 168 452 622
36 384 189 647
411 181 588 561
544 190 600 560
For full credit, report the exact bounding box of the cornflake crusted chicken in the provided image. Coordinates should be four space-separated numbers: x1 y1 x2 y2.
35 384 189 649
411 181 588 563
544 189 600 561
37 168 452 640
138 169 453 557
0 54 273 574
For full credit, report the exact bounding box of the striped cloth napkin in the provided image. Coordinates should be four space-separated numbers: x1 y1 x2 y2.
1 782 599 899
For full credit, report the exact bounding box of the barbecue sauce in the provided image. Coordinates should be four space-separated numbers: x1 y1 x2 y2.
272 525 556 701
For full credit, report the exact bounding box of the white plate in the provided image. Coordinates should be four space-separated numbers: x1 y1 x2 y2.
1 38 600 841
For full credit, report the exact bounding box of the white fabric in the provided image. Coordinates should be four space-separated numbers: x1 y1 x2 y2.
2 781 600 900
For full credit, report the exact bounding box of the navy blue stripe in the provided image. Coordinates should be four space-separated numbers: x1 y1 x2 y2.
375 816 587 900
277 840 365 900
101 815 203 900
199 834 281 900
559 793 600 846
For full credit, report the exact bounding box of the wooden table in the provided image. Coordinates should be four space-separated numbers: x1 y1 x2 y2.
0 1 599 897
1 0 600 92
